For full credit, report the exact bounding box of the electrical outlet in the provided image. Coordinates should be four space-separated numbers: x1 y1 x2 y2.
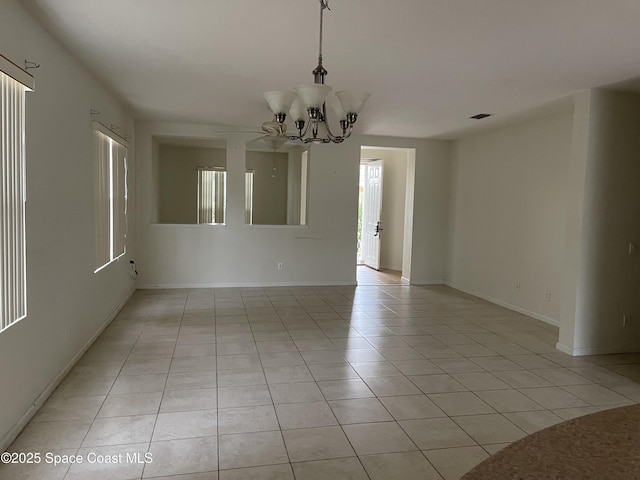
277 263 283 271
623 314 631 327
545 290 551 302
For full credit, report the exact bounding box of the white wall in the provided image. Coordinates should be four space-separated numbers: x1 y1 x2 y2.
559 89 640 354
0 0 135 448
136 124 451 287
447 108 573 325
361 148 408 271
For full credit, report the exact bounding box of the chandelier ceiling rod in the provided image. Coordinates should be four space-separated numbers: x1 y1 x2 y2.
314 0 328 84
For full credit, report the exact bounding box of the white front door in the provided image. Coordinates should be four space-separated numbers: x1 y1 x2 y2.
362 160 383 270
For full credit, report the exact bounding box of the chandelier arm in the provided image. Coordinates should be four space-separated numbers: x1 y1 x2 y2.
287 118 312 142
299 118 312 139
321 103 343 142
342 124 354 140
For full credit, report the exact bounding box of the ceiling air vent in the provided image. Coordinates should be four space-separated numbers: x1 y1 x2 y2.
470 113 492 120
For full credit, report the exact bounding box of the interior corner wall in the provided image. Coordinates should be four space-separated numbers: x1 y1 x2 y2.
563 89 640 355
557 91 592 353
360 148 408 271
0 0 136 449
447 108 573 325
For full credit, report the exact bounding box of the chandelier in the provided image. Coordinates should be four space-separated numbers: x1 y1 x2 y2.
263 0 369 144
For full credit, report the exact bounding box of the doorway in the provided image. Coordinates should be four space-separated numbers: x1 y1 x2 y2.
357 146 416 283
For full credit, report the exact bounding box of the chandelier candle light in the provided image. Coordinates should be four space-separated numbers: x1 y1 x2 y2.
264 0 369 144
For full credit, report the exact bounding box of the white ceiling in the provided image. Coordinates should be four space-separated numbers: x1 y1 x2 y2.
21 0 640 139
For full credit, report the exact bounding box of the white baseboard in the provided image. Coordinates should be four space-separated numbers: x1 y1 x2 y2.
445 281 559 328
555 342 574 355
138 280 357 289
401 276 410 285
0 288 136 452
556 342 640 357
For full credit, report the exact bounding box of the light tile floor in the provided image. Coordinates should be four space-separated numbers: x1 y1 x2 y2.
356 266 402 286
2 284 640 480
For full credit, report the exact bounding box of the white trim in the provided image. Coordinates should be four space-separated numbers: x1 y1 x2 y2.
93 251 126 274
445 281 559 327
0 288 135 452
555 342 575 355
0 54 34 90
556 342 640 357
401 276 410 285
138 281 357 289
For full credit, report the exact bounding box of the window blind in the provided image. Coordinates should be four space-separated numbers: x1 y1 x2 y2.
0 69 29 331
94 124 128 272
197 169 215 224
197 168 226 224
245 171 254 224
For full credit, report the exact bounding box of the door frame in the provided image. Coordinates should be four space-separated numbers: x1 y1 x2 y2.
358 146 416 284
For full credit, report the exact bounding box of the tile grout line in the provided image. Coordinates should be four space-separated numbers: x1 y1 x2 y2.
6 285 640 479
141 293 185 479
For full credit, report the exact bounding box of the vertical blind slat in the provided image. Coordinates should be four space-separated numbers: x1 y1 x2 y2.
245 172 253 225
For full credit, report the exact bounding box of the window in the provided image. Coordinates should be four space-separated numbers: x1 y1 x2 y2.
0 55 33 331
94 123 128 272
197 167 226 224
